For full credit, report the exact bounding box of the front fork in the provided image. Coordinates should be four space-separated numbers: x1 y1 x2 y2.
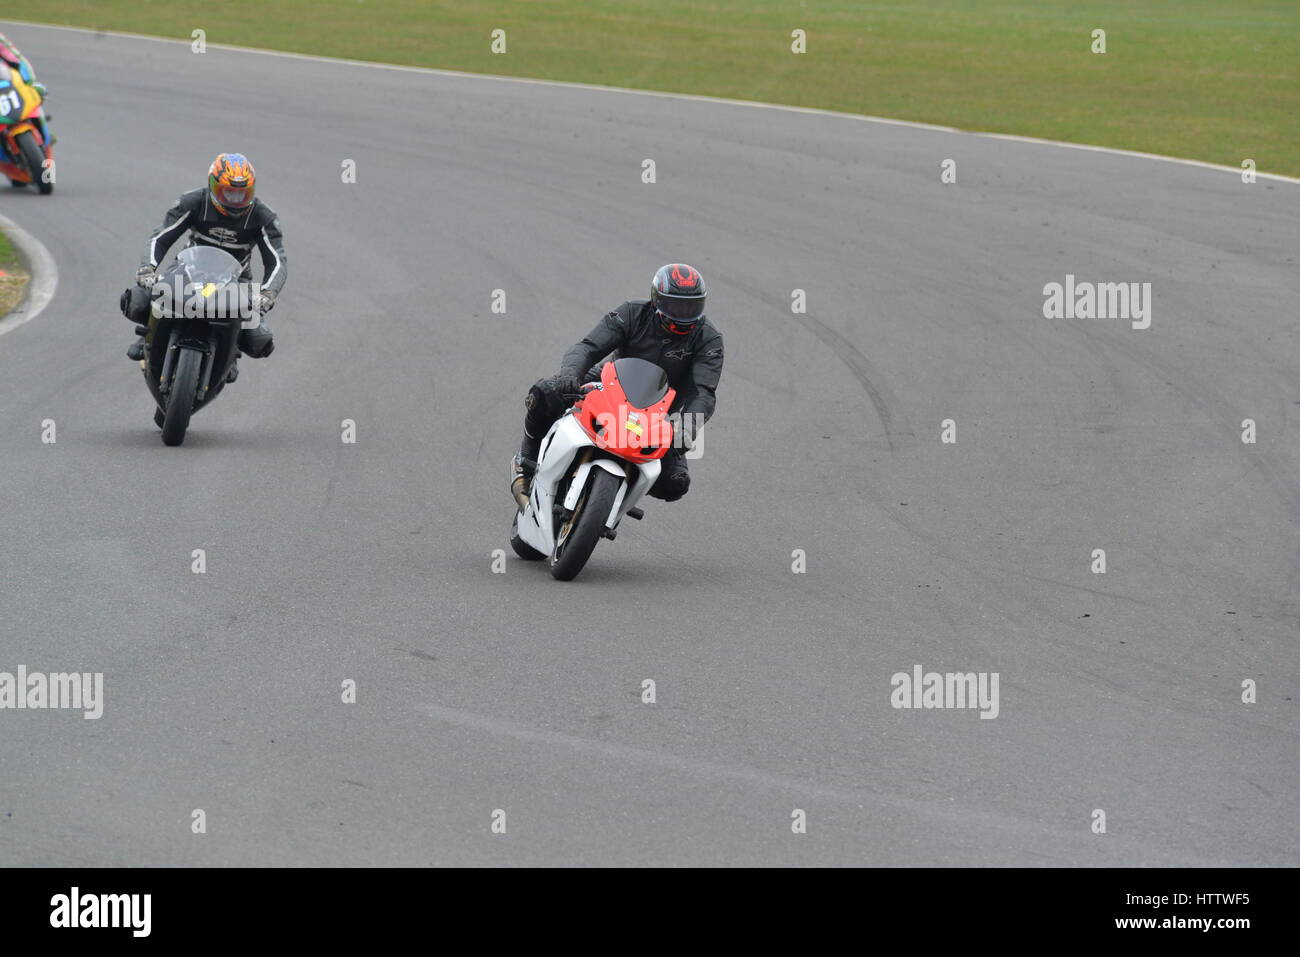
156 329 216 400
554 449 594 522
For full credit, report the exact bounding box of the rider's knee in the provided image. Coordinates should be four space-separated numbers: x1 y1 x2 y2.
525 377 566 420
648 463 690 502
238 323 275 358
528 375 561 401
121 285 151 323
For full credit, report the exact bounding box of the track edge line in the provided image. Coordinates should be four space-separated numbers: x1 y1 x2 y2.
0 210 58 338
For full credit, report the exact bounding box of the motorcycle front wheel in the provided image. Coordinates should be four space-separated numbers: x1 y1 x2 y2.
161 347 202 446
15 130 52 195
548 468 621 581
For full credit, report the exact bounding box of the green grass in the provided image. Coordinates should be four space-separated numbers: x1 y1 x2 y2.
0 228 29 315
21 0 1300 175
0 230 18 269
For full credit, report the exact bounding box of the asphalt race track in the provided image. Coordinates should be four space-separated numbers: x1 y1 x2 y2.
1 23 1296 867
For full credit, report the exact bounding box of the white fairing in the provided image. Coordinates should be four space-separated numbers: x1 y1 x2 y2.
515 412 662 556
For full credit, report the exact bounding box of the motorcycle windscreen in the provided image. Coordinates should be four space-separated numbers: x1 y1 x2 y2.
175 245 243 285
611 357 669 408
153 246 248 319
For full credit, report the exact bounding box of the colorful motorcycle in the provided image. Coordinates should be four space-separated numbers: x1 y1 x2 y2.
0 63 53 195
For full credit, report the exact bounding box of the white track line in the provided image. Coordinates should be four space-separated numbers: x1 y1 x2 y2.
0 210 58 337
6 18 1298 186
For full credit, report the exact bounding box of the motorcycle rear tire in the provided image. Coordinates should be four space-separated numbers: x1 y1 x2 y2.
510 512 545 561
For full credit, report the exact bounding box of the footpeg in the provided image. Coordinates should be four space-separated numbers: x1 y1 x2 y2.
626 507 645 520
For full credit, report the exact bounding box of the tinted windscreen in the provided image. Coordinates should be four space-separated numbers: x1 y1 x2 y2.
175 246 243 285
154 246 248 319
613 357 669 408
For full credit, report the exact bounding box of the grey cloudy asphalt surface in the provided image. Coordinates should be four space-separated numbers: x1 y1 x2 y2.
0 23 1296 867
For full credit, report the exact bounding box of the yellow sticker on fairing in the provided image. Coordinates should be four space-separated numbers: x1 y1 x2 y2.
200 283 217 298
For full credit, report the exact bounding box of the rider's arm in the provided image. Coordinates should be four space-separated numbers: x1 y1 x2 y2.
255 206 288 295
559 304 632 378
2 41 35 84
676 328 724 424
142 193 196 269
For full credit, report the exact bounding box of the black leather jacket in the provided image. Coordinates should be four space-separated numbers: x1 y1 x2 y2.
141 188 287 295
560 300 724 422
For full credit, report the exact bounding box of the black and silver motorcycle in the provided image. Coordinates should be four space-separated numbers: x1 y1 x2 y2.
136 246 256 446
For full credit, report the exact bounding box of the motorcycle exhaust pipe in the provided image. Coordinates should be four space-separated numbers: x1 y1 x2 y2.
511 476 531 511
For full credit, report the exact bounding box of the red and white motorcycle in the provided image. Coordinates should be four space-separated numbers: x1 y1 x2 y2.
510 357 676 581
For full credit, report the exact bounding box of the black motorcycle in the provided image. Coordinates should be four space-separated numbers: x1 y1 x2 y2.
136 246 255 446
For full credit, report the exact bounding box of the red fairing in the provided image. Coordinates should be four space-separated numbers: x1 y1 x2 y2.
574 362 676 463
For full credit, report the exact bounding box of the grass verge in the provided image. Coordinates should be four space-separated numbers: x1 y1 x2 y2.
0 228 30 316
12 1 1300 175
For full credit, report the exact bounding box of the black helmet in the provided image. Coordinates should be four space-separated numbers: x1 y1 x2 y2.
651 263 706 335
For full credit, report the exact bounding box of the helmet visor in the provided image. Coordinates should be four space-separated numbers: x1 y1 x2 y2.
656 294 705 323
216 185 252 209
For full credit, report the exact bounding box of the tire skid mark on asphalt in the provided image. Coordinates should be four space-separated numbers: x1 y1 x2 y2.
743 285 912 455
799 314 909 454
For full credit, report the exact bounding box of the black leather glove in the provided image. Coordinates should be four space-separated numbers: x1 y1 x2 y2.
253 289 276 315
555 374 584 397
